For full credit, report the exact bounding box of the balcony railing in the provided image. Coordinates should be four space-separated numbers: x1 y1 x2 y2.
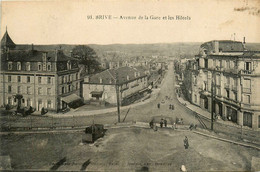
240 70 253 75
243 87 251 93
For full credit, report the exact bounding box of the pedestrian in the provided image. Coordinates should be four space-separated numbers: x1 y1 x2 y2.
164 119 167 127
149 120 154 128
171 104 174 110
41 107 45 115
160 119 164 128
157 103 160 109
169 104 172 109
184 136 189 149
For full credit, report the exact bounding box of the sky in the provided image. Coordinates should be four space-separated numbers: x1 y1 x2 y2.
1 0 260 44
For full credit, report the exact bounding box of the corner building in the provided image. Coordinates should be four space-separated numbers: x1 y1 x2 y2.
191 40 260 129
0 31 81 112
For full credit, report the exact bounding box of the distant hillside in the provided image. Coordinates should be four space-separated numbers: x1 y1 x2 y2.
15 42 260 60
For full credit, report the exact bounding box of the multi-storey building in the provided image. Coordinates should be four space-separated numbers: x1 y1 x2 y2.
83 66 149 105
0 30 82 112
190 40 260 129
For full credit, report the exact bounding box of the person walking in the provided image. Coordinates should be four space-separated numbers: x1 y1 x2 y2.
160 119 164 128
157 103 160 109
171 104 175 110
184 136 189 149
169 104 172 109
164 119 167 127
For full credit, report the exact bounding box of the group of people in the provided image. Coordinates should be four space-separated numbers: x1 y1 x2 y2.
160 118 167 128
169 104 174 110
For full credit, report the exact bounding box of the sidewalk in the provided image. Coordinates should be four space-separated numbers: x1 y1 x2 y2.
46 88 161 118
175 90 259 130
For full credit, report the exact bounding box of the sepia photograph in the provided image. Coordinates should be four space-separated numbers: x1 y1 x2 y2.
0 0 260 171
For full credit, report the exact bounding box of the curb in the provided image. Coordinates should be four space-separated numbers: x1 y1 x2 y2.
192 130 260 151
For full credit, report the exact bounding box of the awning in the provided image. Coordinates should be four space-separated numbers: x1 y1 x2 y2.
62 94 81 104
90 91 103 97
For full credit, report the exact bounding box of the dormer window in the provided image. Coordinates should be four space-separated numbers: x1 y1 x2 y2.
17 62 21 70
67 61 71 70
99 78 103 83
26 62 31 71
8 62 12 70
38 62 42 71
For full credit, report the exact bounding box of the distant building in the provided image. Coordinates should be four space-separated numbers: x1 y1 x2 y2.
189 40 260 129
83 66 149 105
0 30 82 112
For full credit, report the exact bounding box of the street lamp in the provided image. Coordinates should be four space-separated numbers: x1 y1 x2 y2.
211 73 216 131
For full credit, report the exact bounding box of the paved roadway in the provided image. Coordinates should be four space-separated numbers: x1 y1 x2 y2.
1 62 201 129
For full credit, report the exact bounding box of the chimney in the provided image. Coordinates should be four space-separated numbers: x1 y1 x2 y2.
243 37 246 44
70 51 73 58
31 43 34 51
214 41 219 54
99 78 102 83
84 76 89 82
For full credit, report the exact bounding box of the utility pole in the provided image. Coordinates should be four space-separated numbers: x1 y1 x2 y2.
115 72 120 123
211 75 214 131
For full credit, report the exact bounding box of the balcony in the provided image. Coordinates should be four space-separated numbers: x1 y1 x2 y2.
240 70 253 75
243 87 251 93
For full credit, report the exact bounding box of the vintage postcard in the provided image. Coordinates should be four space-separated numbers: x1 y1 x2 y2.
0 0 260 171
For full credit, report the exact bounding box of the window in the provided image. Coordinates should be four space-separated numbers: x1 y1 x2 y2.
48 77 51 84
27 98 31 106
67 61 71 70
17 62 21 70
76 73 78 80
17 86 21 94
68 85 71 92
226 90 230 98
47 100 52 108
47 88 51 95
234 92 237 101
76 82 78 89
26 62 30 71
47 63 51 71
17 76 21 83
243 79 251 92
38 87 42 95
244 95 250 104
216 75 221 86
226 60 230 69
8 62 12 70
62 76 65 84
8 86 12 93
245 62 251 71
27 86 32 94
38 77 42 84
8 75 11 82
27 76 30 83
62 87 65 94
38 63 42 71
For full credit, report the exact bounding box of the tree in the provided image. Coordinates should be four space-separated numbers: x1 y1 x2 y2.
72 45 100 74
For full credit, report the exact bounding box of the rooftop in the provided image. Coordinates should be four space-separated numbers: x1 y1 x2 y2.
86 66 147 85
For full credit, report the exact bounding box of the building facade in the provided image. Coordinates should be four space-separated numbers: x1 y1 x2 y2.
0 31 82 112
83 66 149 105
190 40 260 129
